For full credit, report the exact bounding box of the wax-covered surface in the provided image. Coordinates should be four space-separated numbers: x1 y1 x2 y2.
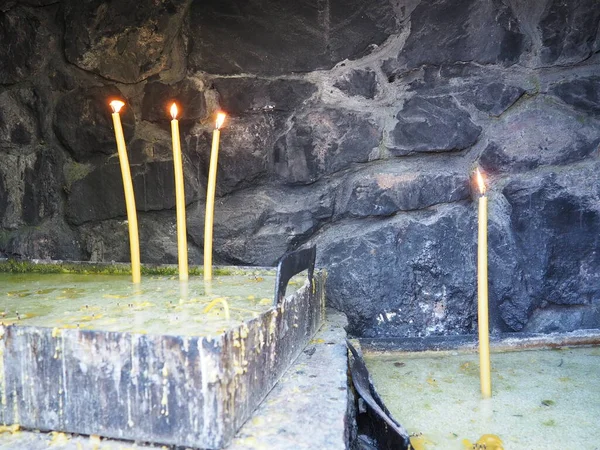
0 271 306 337
0 269 325 449
0 310 347 450
364 347 600 449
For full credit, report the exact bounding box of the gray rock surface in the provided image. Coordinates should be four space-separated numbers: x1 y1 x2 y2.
54 86 136 162
1 0 599 339
78 211 202 264
187 183 334 265
538 0 600 66
0 88 42 153
188 0 398 75
17 0 59 5
66 160 200 225
313 204 478 337
2 0 59 7
0 173 8 224
142 79 208 124
189 114 283 195
66 163 131 225
390 96 481 155
485 193 530 332
479 97 600 174
0 153 34 230
333 158 470 219
392 0 525 71
212 78 317 115
523 303 600 334
1 217 83 261
503 162 600 313
459 82 525 117
128 136 173 165
551 76 600 117
274 108 380 184
0 7 46 84
334 69 379 99
0 147 64 232
21 147 62 226
63 0 191 83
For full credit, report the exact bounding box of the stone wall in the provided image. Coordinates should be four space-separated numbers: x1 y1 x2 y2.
1 0 599 337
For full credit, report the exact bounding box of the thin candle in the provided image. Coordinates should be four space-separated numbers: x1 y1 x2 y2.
476 167 491 398
110 100 141 284
170 103 188 281
204 112 226 281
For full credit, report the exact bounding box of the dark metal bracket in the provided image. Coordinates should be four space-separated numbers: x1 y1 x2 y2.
347 340 411 450
274 246 316 306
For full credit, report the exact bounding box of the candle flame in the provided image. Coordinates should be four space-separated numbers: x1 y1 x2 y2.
476 168 486 195
110 100 125 114
215 112 226 130
170 103 178 120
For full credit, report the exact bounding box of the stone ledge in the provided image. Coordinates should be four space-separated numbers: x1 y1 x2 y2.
0 309 350 450
359 328 600 353
229 308 349 450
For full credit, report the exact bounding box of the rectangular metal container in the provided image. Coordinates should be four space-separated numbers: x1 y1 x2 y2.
0 269 325 449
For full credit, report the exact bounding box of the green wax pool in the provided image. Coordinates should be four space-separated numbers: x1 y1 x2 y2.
364 347 600 449
0 271 306 337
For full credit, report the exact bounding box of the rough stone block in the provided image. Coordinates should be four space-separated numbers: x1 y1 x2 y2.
502 161 600 311
0 148 63 232
0 270 325 449
393 0 525 70
187 184 334 266
538 0 600 66
188 0 397 75
334 69 379 99
54 87 136 163
274 108 380 184
66 160 200 225
77 212 202 264
0 217 83 261
0 7 46 84
479 96 600 174
142 79 208 124
551 76 600 117
63 0 191 83
333 158 470 219
314 203 477 337
459 82 525 117
189 114 281 195
21 148 61 226
212 78 317 115
0 88 42 153
390 96 481 155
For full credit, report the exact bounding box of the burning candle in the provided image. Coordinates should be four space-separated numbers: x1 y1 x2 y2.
204 112 226 281
110 100 141 284
170 103 188 281
476 168 491 398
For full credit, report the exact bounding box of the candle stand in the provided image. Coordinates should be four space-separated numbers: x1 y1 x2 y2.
0 250 323 449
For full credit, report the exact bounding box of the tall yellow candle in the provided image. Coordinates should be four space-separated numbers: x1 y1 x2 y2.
110 100 141 284
204 112 227 281
476 168 491 398
170 103 188 281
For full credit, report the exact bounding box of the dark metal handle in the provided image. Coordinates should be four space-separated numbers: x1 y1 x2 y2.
273 246 316 306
